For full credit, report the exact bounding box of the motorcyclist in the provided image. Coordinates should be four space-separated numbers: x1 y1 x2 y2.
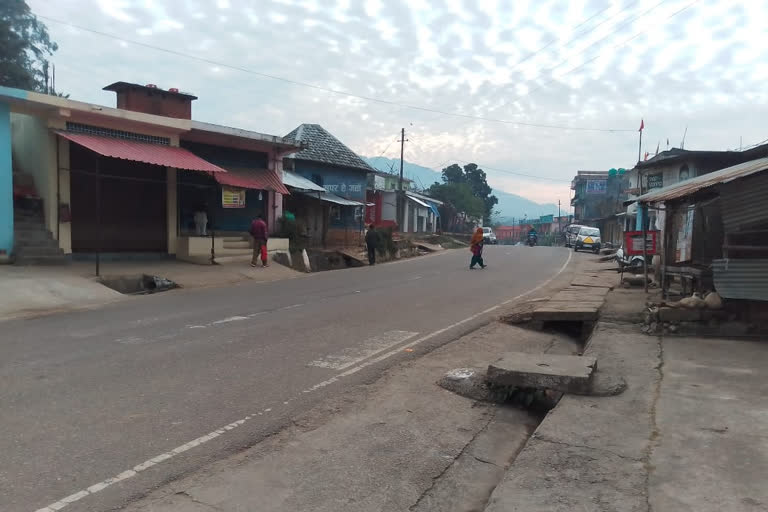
527 227 538 244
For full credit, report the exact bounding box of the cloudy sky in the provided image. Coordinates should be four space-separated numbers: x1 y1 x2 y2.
29 0 768 206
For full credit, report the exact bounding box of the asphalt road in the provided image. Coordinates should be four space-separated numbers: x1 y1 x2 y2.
0 246 571 512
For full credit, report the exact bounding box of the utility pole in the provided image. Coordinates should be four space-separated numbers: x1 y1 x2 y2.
558 199 561 244
397 127 406 231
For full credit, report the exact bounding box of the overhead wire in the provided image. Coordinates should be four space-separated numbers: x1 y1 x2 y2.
37 13 635 133
524 0 702 98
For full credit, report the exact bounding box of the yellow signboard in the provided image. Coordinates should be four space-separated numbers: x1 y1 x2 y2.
222 187 246 208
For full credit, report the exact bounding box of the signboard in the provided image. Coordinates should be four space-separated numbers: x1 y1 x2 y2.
324 183 363 194
675 209 695 262
373 175 386 191
647 173 663 189
624 230 659 256
586 180 607 194
539 214 554 223
222 187 246 208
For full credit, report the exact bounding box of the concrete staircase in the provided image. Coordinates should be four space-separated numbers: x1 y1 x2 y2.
220 236 253 257
13 208 68 265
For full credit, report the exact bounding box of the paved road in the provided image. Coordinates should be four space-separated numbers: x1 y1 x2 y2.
0 246 571 512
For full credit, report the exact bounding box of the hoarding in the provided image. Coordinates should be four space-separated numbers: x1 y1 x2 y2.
624 230 659 256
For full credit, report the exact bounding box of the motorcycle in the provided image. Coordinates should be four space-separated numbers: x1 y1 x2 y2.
615 246 644 269
527 234 537 247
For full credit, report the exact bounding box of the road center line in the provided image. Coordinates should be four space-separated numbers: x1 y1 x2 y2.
34 250 572 512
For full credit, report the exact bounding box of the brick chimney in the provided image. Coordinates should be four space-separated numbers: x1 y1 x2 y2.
103 82 197 119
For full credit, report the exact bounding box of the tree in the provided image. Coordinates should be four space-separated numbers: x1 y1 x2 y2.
427 182 485 232
0 1 59 92
439 162 498 223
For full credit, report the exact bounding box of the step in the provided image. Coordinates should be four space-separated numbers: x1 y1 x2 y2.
222 237 248 243
13 236 59 248
15 246 64 257
14 255 69 265
487 352 597 394
14 232 54 242
223 241 252 249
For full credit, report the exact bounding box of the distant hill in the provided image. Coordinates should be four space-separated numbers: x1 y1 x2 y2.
363 156 558 223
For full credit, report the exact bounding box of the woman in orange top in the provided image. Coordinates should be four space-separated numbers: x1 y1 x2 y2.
469 227 486 269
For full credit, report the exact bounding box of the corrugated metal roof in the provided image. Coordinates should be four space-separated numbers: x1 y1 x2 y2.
301 190 363 206
282 170 325 192
721 174 768 233
213 166 289 195
406 194 431 208
56 131 227 173
635 157 768 203
712 259 768 301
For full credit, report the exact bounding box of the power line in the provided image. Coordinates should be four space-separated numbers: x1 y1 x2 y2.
520 0 672 96
450 158 572 183
37 14 636 133
524 0 702 98
507 0 641 75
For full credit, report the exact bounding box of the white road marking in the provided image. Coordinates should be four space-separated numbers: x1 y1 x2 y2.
35 249 572 512
212 316 248 325
308 330 419 370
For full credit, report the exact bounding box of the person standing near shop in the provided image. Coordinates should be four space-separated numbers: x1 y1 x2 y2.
249 214 269 268
365 224 377 265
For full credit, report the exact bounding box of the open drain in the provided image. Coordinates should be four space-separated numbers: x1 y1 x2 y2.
100 274 179 295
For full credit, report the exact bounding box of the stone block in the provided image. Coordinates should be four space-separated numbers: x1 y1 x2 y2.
487 352 597 394
657 307 702 323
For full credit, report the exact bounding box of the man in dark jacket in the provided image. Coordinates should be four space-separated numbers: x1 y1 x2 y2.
365 224 377 265
249 214 268 267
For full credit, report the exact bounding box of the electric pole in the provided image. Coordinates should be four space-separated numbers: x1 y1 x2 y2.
397 128 406 230
558 199 561 243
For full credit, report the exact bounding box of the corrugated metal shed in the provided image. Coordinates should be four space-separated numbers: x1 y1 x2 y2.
214 167 290 195
282 170 325 192
720 173 768 232
57 131 228 173
712 259 768 301
635 157 768 204
301 191 364 206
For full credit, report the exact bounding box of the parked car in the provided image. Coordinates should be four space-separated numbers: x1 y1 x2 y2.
481 227 497 245
564 224 588 247
573 226 602 253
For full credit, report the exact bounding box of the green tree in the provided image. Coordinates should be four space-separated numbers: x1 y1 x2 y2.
0 1 59 91
427 182 485 232
439 162 498 223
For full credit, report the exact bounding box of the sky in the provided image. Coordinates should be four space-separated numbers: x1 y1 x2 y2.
28 0 768 206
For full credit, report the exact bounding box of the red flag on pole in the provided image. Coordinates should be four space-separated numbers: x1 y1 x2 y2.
639 119 644 132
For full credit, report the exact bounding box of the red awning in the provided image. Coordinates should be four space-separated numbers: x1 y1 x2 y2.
213 166 290 195
56 131 227 173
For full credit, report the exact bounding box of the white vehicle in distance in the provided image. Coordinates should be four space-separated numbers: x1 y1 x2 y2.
481 227 497 245
573 226 602 254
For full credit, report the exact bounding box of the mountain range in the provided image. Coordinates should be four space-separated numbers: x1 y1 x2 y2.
363 156 559 224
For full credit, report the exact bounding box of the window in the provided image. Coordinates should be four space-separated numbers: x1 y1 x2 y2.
579 227 600 236
679 164 690 181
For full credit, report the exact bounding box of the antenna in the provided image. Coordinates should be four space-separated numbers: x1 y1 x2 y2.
681 125 688 150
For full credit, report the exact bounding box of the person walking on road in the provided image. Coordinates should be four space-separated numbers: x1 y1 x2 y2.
249 214 269 268
469 227 486 269
365 224 377 266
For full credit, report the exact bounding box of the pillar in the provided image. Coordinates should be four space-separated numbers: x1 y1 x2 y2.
403 201 409 233
0 102 12 262
167 167 177 255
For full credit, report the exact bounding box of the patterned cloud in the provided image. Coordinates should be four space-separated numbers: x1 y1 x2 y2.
30 0 768 206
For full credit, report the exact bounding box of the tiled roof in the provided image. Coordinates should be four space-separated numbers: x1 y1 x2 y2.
284 124 375 173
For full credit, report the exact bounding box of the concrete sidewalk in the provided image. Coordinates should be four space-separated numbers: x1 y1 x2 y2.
0 259 302 321
485 286 768 512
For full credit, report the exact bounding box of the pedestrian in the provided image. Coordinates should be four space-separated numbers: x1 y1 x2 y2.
365 224 377 265
469 227 486 269
194 204 208 237
249 214 268 268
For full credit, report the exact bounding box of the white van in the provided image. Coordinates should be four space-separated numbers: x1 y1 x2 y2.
573 226 602 253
